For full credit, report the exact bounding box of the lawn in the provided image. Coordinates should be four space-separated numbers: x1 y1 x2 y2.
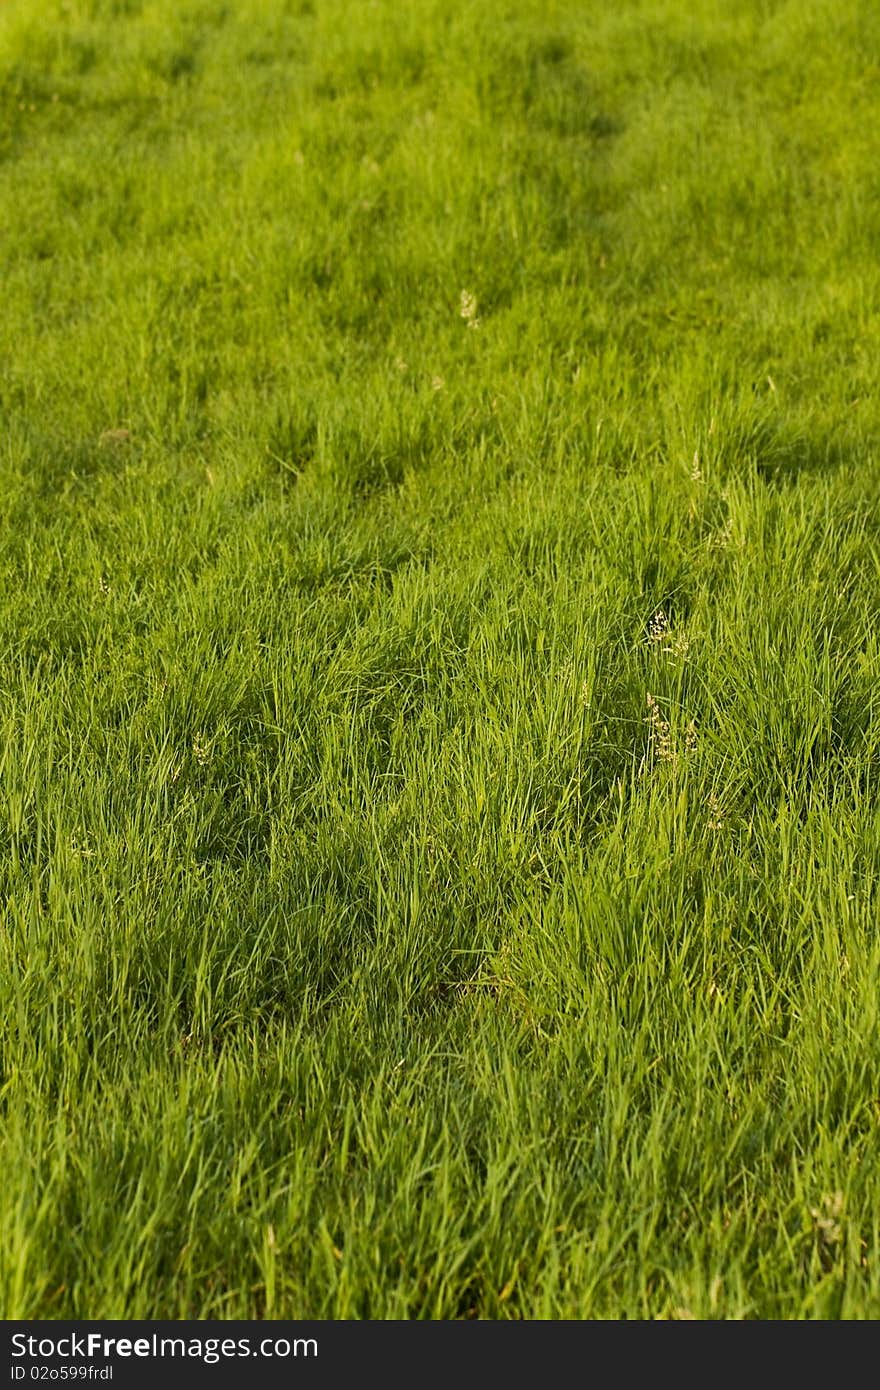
2 0 880 1319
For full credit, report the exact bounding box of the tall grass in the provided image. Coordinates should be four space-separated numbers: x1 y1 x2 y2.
2 0 880 1318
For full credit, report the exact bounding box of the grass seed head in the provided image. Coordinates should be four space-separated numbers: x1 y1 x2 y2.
459 288 480 329
647 609 670 643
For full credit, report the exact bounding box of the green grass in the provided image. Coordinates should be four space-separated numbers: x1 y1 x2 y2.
2 0 880 1319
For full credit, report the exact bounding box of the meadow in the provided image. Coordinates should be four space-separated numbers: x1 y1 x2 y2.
2 0 880 1319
